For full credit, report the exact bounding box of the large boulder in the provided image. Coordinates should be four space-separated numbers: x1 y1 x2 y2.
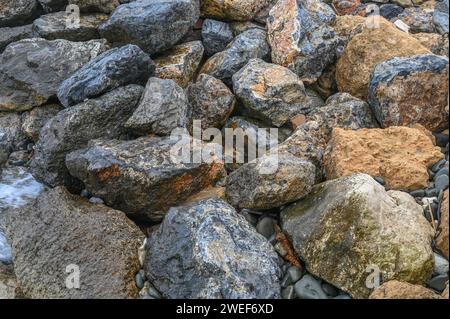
0 0 40 28
0 24 34 53
68 0 120 13
369 281 444 299
281 173 435 299
5 186 144 298
267 0 343 84
29 85 143 189
57 45 154 107
0 38 108 111
145 198 282 298
368 54 449 132
65 136 226 222
99 0 200 55
200 0 271 21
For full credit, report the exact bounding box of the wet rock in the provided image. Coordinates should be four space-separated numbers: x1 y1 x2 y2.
37 0 68 12
368 54 449 132
437 189 449 259
281 174 435 298
395 7 434 33
125 78 190 136
0 112 27 166
200 0 270 21
369 280 444 299
144 198 281 298
201 19 234 57
0 38 108 111
21 105 62 142
30 85 143 188
0 0 41 28
0 24 34 53
99 0 200 55
65 135 226 222
57 45 153 107
154 41 204 88
267 0 343 84
199 28 270 86
68 0 120 13
433 0 449 34
5 186 144 298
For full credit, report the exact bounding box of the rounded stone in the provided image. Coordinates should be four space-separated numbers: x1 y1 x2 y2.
294 274 328 299
256 217 276 239
435 175 449 191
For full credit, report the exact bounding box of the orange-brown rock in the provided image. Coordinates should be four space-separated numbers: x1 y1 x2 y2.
324 126 444 190
442 283 449 299
369 280 444 299
412 32 449 56
200 0 271 21
437 189 449 259
336 18 431 99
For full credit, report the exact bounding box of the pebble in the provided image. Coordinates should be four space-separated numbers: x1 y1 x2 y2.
294 274 328 299
333 293 351 299
89 197 104 204
435 167 449 180
410 189 425 197
435 175 449 190
281 273 293 288
321 282 339 297
274 241 288 257
135 272 144 289
80 189 90 198
431 159 447 173
425 188 439 197
374 176 385 186
281 285 296 299
287 266 303 283
427 274 449 292
434 133 449 147
256 217 275 239
434 253 449 275
148 286 162 299
240 210 258 226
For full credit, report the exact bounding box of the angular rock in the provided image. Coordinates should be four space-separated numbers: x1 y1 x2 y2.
412 32 449 57
281 173 435 298
5 186 144 298
0 38 108 111
0 112 27 166
145 198 282 298
225 153 316 210
0 0 40 28
232 59 316 127
154 41 204 88
0 264 21 299
65 136 226 222
37 0 68 12
267 0 343 84
99 0 200 55
201 19 234 57
437 189 449 259
433 0 449 34
124 78 190 136
21 104 62 141
187 74 236 130
0 24 34 53
396 7 434 33
30 85 143 188
199 28 270 86
57 45 153 107
68 0 120 13
336 18 430 99
368 54 449 132
200 0 270 21
369 281 444 299
380 3 404 20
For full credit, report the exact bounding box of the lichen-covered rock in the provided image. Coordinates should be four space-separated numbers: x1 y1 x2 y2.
199 28 270 86
57 45 153 107
68 0 120 13
395 7 434 33
281 173 435 299
32 11 108 41
369 281 444 299
145 198 282 298
368 54 449 132
22 104 62 141
37 0 68 12
437 189 449 259
187 74 236 130
99 0 200 55
433 0 449 34
30 85 143 189
225 153 316 210
5 186 144 298
336 18 430 99
200 0 270 21
154 41 204 88
0 0 40 28
65 136 226 222
0 112 27 166
125 78 190 136
232 59 316 127
412 32 449 57
267 0 343 84
0 38 108 111
0 24 34 53
324 126 444 190
201 19 234 57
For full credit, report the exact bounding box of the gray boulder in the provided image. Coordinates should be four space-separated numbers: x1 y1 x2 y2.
68 0 120 13
201 19 234 57
0 0 41 27
433 0 449 34
145 198 282 298
0 24 35 53
57 45 154 107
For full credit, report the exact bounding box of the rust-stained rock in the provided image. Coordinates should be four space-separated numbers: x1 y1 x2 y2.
437 189 449 259
324 126 444 191
369 281 444 299
200 0 271 21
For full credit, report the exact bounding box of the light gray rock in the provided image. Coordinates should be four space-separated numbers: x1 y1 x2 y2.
0 113 27 166
434 253 449 275
0 0 41 27
294 275 327 299
201 19 234 57
0 24 35 53
433 0 449 34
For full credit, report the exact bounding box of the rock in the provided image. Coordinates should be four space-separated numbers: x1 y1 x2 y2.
436 189 449 259
391 0 414 7
336 18 430 99
144 198 281 298
395 7 434 33
200 0 270 21
201 19 234 57
369 280 444 299
30 85 143 188
99 0 200 55
427 274 449 292
229 21 265 36
435 175 449 190
0 264 21 299
380 3 404 19
333 15 366 45
0 24 34 53
0 112 27 166
287 266 303 283
0 38 109 111
294 274 327 299
68 0 120 13
321 282 339 297
225 153 316 210
65 136 226 222
324 126 444 191
57 45 153 107
281 285 296 299
331 0 362 16
281 174 435 298
256 217 276 239
434 253 449 275
442 283 449 298
0 0 40 28
411 32 449 57
368 54 448 132
124 78 190 136
5 186 144 298
21 104 62 141
37 0 68 12
153 41 204 88
267 0 343 84
232 59 316 127
199 28 270 86
187 74 236 130
433 0 449 34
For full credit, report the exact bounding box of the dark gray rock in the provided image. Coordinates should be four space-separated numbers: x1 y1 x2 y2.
427 274 449 292
144 198 282 298
435 175 449 190
21 104 62 141
5 186 144 298
294 274 327 299
433 0 449 34
0 24 35 53
395 7 435 33
0 112 27 166
380 3 404 20
321 282 339 297
281 285 296 299
99 0 200 55
37 0 68 12
29 85 143 189
57 45 153 107
0 38 109 112
0 0 41 28
201 19 234 57
256 216 276 239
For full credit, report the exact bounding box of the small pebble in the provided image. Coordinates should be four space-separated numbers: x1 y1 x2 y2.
425 188 439 197
435 167 449 179
410 189 425 197
321 282 339 297
274 242 288 257
281 285 296 299
431 159 447 173
434 133 449 147
89 197 104 204
80 189 90 198
294 274 327 299
374 176 385 185
135 272 144 289
435 175 449 190
427 274 449 292
148 287 162 299
287 266 302 283
434 253 449 276
256 217 275 239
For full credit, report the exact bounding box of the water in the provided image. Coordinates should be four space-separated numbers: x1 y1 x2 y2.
0 166 44 264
